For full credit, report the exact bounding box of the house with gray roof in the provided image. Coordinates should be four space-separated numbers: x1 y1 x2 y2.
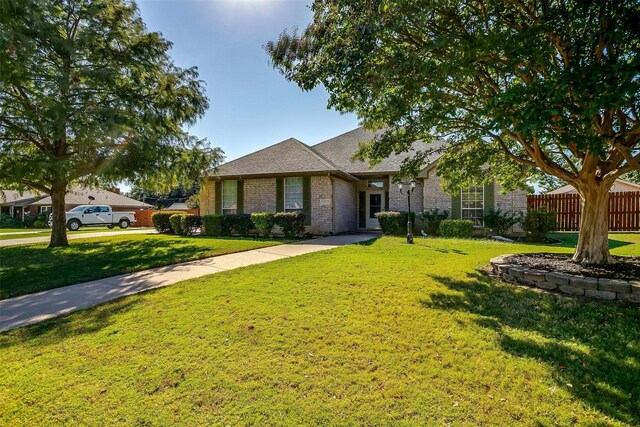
201 127 527 234
1 186 152 221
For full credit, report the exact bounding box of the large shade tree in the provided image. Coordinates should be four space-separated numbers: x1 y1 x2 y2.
267 0 640 264
0 0 221 247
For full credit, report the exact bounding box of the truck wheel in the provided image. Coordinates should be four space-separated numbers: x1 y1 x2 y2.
107 225 114 229
67 219 81 231
118 218 130 229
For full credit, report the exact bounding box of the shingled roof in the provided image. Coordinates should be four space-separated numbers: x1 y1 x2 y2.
311 127 445 175
215 137 351 179
29 186 152 208
213 128 446 180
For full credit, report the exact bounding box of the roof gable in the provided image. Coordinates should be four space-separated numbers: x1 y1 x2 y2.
312 127 445 175
216 138 341 177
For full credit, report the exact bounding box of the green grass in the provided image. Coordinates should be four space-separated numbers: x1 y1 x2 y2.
0 234 282 299
0 226 152 240
1 234 638 425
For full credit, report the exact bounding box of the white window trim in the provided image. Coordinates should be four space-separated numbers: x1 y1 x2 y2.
284 177 304 212
461 186 484 227
221 180 237 215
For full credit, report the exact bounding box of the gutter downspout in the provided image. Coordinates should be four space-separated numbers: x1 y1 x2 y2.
329 173 336 235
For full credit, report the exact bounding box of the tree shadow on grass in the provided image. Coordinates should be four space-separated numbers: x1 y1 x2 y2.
0 295 141 348
548 233 634 251
420 271 640 425
0 236 261 299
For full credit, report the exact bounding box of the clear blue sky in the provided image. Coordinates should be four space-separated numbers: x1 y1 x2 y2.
136 0 360 164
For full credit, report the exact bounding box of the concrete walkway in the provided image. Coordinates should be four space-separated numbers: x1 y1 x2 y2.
0 234 376 332
0 228 156 247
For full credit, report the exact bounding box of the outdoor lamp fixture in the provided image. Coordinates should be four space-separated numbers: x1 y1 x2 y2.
397 178 417 244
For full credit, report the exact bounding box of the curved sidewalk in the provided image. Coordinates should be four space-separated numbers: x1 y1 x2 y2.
0 234 376 332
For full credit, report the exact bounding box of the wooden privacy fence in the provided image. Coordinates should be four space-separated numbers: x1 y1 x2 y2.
133 209 200 228
527 191 640 231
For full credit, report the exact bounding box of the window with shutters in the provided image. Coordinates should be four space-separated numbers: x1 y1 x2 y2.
461 186 484 226
222 180 237 215
284 177 304 212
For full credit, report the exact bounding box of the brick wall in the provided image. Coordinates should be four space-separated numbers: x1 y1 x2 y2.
388 175 424 212
423 171 452 211
333 177 357 233
200 179 215 215
200 176 336 235
308 176 333 234
495 184 528 212
244 178 276 213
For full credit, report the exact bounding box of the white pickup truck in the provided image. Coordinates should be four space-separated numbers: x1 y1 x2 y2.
49 205 137 231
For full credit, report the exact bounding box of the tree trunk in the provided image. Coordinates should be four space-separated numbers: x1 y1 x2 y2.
49 182 69 248
572 183 614 265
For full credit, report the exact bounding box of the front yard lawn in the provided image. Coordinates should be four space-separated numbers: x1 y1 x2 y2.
0 234 282 299
0 226 152 240
1 234 638 425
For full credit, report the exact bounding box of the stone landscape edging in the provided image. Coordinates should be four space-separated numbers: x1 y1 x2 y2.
490 254 640 305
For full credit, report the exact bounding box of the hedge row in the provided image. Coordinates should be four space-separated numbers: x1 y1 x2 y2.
199 212 306 238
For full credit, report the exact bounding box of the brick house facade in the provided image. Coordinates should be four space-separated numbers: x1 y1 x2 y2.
201 128 527 235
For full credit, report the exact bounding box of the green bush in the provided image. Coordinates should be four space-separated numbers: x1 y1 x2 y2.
375 211 417 235
421 208 448 236
151 211 182 234
183 214 202 236
274 212 305 238
439 219 474 238
33 220 47 229
251 212 275 237
224 214 254 236
169 214 202 236
202 214 228 236
521 207 557 242
0 214 24 228
483 208 521 236
169 214 186 235
22 216 36 228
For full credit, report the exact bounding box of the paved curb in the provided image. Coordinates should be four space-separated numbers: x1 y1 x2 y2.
0 234 377 332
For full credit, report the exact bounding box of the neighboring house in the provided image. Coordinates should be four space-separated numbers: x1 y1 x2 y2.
166 202 191 210
547 179 640 194
0 186 152 220
200 127 527 235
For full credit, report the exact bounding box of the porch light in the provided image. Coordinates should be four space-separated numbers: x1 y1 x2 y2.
397 178 417 244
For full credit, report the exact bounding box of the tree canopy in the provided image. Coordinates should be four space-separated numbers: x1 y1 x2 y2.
0 0 221 245
267 0 640 264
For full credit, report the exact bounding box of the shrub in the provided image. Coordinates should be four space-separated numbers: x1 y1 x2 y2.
421 208 448 236
224 214 254 236
33 220 47 229
183 214 202 236
202 214 228 236
169 214 187 236
169 214 202 236
0 214 24 228
274 212 305 238
151 211 182 233
521 207 557 242
251 212 275 237
439 219 474 238
375 211 417 235
483 208 521 236
22 216 36 228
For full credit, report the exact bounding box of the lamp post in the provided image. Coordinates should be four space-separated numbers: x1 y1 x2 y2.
398 178 416 244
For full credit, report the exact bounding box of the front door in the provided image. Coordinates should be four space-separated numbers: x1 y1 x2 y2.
366 191 385 229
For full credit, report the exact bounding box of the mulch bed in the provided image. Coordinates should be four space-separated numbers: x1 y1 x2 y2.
504 253 640 281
